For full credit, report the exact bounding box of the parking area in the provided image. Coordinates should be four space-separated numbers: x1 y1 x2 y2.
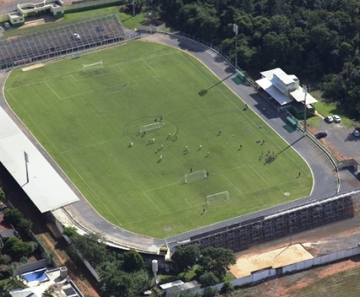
310 116 360 161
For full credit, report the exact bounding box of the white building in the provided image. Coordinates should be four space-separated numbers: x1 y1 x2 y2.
256 68 317 107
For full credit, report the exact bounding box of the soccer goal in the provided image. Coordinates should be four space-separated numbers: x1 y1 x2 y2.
206 191 229 205
83 61 103 72
185 170 207 184
140 122 162 133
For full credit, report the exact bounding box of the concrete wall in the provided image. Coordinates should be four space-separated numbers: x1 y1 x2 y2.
195 245 360 294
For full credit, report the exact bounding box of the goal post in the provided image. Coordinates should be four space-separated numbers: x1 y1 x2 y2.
82 61 103 72
140 122 162 133
185 170 207 184
206 191 229 205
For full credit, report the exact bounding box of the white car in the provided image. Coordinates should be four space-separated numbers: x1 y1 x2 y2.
333 115 341 123
72 33 81 40
4 22 11 28
354 129 360 137
324 116 333 123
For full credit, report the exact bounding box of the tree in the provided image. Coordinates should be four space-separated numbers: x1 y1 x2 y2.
199 271 219 287
70 232 108 267
203 286 219 297
220 281 234 294
3 208 23 226
198 247 236 279
17 218 33 236
123 249 145 272
171 245 200 274
0 188 6 202
63 226 77 237
4 237 34 258
99 263 150 297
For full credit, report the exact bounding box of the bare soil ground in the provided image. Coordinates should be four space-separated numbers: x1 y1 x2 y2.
230 213 360 296
231 244 313 278
21 63 44 71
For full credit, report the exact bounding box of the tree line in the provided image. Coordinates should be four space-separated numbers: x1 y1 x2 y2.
143 0 360 117
64 228 236 297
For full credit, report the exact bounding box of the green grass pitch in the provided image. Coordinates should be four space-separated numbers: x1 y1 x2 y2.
5 41 312 238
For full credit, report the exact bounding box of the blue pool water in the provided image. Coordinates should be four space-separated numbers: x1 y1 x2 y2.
23 269 48 282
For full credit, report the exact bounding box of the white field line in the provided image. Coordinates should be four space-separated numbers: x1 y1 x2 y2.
179 52 304 172
248 164 271 186
44 81 61 100
125 200 205 225
142 59 160 76
143 191 163 214
60 138 118 154
6 80 43 91
220 172 242 195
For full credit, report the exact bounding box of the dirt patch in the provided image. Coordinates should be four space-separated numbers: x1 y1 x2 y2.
163 226 173 231
19 19 46 29
22 63 44 72
284 192 290 196
230 244 313 278
46 221 62 239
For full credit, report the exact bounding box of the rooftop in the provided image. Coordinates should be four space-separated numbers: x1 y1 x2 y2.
11 267 83 297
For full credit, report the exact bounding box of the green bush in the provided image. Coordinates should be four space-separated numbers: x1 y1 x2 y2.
203 287 219 297
63 226 77 237
0 255 11 264
220 281 234 294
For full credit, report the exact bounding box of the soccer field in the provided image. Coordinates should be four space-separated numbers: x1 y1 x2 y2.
5 41 312 238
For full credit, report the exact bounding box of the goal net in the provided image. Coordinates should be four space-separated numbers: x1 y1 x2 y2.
140 122 161 133
185 170 207 184
206 191 229 205
83 61 103 72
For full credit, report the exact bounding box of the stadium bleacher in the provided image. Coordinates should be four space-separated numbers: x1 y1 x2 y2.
0 14 127 70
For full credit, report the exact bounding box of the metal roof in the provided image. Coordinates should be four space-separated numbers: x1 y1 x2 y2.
255 77 292 106
0 106 79 213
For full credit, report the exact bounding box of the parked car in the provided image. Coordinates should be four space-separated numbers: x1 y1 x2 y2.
324 116 334 123
4 22 11 28
333 115 341 123
72 33 81 40
354 129 360 137
316 132 328 139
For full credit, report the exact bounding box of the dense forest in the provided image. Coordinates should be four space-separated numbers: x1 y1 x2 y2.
145 0 360 117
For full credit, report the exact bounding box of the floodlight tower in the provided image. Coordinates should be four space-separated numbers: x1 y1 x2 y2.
233 24 238 70
303 85 307 135
132 0 137 16
24 151 29 184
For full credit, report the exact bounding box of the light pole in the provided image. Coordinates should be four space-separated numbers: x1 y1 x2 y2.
303 85 307 135
132 0 136 16
233 24 238 70
24 151 29 184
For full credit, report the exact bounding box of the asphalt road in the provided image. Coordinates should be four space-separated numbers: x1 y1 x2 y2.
0 32 358 253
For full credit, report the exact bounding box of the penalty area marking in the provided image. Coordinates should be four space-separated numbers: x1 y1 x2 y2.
21 63 44 72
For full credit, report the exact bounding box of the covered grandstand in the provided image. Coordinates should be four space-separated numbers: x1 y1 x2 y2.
0 14 127 70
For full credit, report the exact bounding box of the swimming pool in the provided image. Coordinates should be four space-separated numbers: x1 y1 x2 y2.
22 269 49 283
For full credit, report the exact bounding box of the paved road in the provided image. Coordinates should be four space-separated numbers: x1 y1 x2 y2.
1 32 357 253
